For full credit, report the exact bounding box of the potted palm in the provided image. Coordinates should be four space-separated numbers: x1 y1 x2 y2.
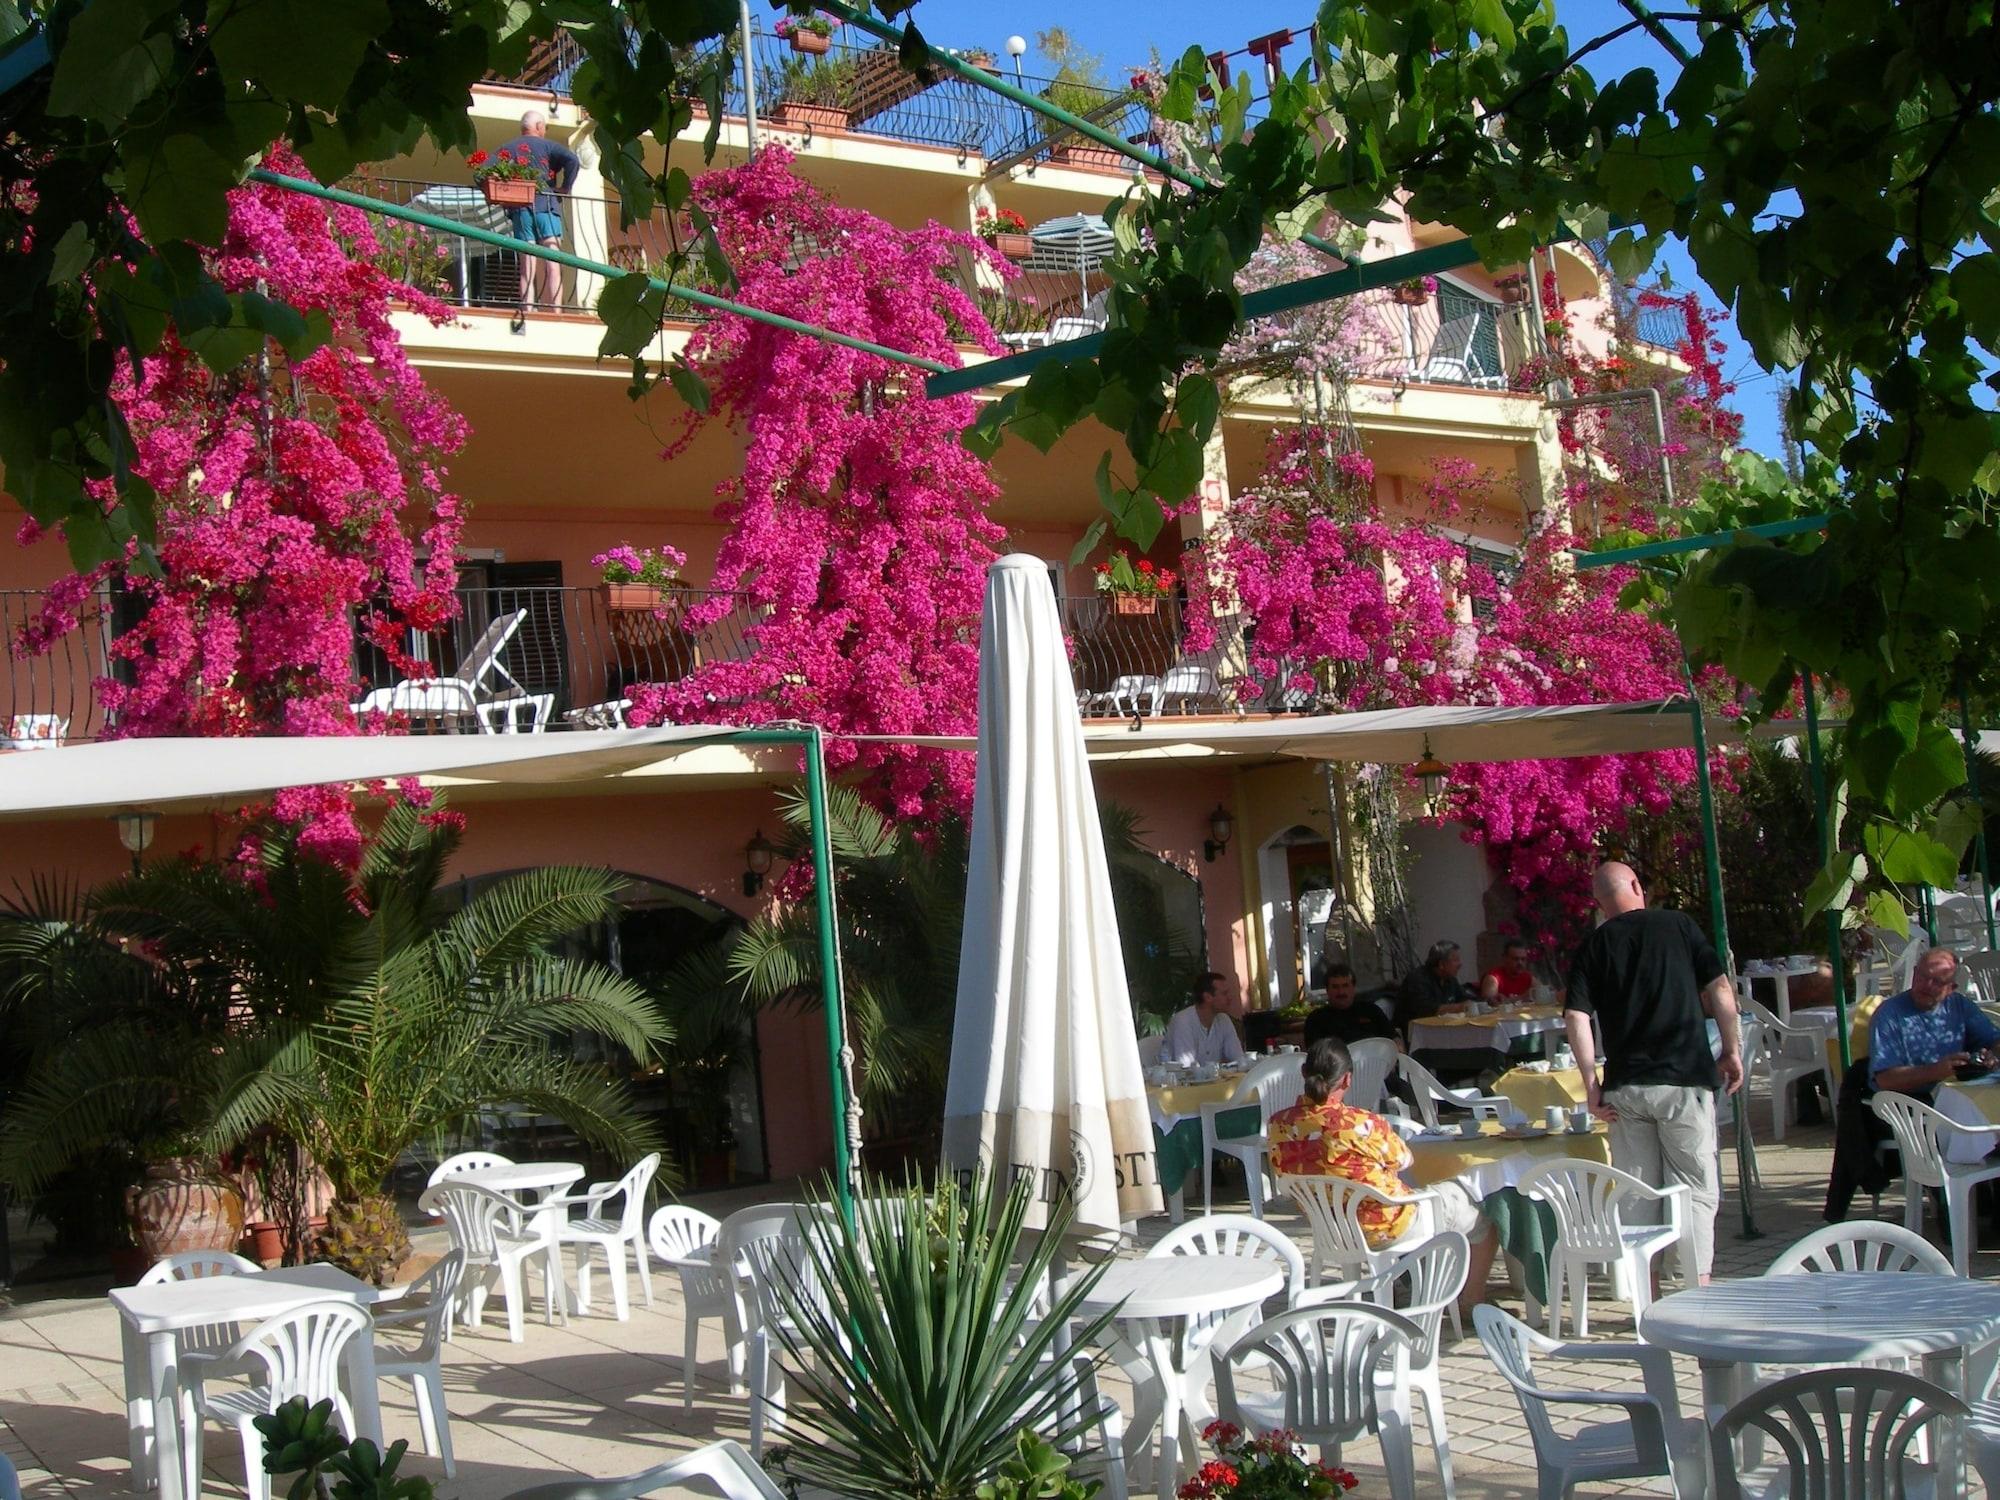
467 146 546 208
1093 548 1177 615
976 206 1034 263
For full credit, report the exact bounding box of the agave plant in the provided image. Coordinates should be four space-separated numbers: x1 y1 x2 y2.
0 799 672 1279
768 1173 1114 1500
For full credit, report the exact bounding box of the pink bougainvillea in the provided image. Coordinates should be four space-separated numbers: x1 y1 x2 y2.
13 146 469 864
624 147 1005 822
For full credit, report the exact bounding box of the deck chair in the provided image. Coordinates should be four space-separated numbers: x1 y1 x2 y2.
1156 663 1221 714
1418 315 1487 386
352 609 529 731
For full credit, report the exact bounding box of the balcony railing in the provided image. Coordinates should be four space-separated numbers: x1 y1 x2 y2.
2 590 113 745
487 24 1150 167
1340 284 1526 391
1632 304 1687 350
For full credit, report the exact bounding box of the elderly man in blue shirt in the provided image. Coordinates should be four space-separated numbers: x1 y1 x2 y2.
1870 947 2000 1098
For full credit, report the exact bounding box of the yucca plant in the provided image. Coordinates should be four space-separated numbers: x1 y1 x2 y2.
767 1172 1115 1500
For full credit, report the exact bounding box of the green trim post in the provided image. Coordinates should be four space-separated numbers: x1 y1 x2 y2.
1686 676 1760 1237
1961 690 1998 950
1571 515 1832 570
249 169 952 376
1921 885 1939 945
1804 678 1852 1070
802 727 858 1222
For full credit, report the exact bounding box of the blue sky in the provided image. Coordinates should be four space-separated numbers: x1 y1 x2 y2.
902 0 1783 458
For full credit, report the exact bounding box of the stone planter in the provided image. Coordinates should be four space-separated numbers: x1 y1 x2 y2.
480 177 538 208
788 29 832 55
772 102 851 131
990 231 1034 262
1111 594 1159 616
127 1158 246 1263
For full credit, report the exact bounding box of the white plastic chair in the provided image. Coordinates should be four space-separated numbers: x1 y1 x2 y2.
1156 663 1220 714
1345 1038 1398 1114
1714 1365 1966 1499
647 1205 738 1409
134 1248 262 1472
1304 1232 1468 1499
717 1204 823 1459
1200 1055 1305 1216
1284 1173 1441 1289
496 1438 787 1499
1136 1033 1164 1067
371 1249 465 1476
1149 1213 1307 1330
181 1299 373 1500
428 1151 513 1187
1395 1052 1524 1127
1870 1090 2000 1275
1475 1303 1704 1500
351 609 529 730
1765 1219 1954 1277
549 1152 660 1322
1742 996 1834 1141
1962 950 2000 1006
1215 1300 1423 1495
1518 1159 1688 1337
418 1179 562 1342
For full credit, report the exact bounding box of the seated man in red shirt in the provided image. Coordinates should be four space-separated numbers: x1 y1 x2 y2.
1268 1038 1498 1318
1480 938 1536 1003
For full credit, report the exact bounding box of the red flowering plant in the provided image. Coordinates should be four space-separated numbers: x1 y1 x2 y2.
975 206 1031 243
1093 549 1177 599
467 146 548 184
1178 1423 1358 1499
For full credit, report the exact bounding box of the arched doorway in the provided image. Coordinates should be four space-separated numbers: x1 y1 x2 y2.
1256 824 1335 1008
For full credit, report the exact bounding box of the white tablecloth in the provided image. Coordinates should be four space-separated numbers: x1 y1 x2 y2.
1936 1080 2000 1164
1407 1006 1564 1054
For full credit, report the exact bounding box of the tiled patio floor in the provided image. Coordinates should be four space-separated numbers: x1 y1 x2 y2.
2 1088 1990 1498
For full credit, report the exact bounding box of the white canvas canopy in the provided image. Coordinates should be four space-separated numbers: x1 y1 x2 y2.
943 555 1163 1238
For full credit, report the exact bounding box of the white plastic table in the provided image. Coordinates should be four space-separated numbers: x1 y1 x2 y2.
1068 1256 1285 1499
1935 1080 2000 1165
1641 1272 2000 1484
457 1161 585 1314
113 1263 390 1499
1406 1005 1564 1054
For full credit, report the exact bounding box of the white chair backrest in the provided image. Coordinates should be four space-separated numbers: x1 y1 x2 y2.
1738 1010 1767 1072
1285 1174 1416 1265
1870 1092 1952 1189
418 1180 527 1259
1712 1366 1968 1500
139 1250 258 1284
1765 1220 1955 1277
606 1154 661 1236
388 1249 466 1362
1519 1159 1656 1259
1232 1054 1306 1122
458 608 527 687
1937 896 1985 948
648 1206 728 1299
1150 1213 1306 1309
222 1299 372 1412
1216 1300 1418 1448
1159 663 1217 696
1960 950 2000 1006
1350 1231 1468 1368
1893 934 1930 990
428 1151 512 1188
1345 1038 1397 1114
717 1204 821 1330
1135 1033 1164 1067
1474 1303 1566 1454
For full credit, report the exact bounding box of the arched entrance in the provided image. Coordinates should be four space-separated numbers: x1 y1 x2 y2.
1256 824 1335 1008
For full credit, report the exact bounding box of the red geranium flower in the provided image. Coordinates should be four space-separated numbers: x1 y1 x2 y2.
1136 558 1154 572
468 150 489 165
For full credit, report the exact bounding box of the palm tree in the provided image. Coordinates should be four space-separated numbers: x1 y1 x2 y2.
0 800 671 1279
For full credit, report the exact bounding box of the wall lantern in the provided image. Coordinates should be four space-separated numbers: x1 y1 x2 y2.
1413 737 1451 812
743 830 779 898
1203 805 1235 864
114 809 158 875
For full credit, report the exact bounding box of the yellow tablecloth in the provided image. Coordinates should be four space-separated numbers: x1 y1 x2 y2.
1807 992 1883 1078
1146 1076 1243 1124
1493 1066 1590 1114
1941 1080 2000 1125
1405 1120 1611 1197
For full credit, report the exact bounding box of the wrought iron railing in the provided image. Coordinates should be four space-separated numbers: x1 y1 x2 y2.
1058 594 1233 717
486 24 1149 166
1340 284 1527 391
1632 304 1687 350
1 590 112 745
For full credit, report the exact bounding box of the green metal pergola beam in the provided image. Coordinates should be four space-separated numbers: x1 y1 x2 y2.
250 169 953 378
1572 514 1832 569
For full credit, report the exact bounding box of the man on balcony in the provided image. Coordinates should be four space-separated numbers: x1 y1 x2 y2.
500 110 580 334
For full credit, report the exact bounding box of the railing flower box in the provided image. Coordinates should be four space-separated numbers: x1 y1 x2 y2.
772 102 851 131
480 177 538 208
1049 142 1130 170
1111 594 1158 616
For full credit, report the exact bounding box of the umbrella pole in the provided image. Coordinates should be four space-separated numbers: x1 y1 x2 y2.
1961 687 1998 950
803 728 860 1222
1804 679 1852 1072
1686 679 1760 1239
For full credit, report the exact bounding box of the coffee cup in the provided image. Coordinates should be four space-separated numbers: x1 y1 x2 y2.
1544 1105 1566 1133
1569 1106 1593 1134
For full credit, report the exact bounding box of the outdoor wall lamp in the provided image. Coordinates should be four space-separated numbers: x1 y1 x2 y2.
742 830 779 898
1203 805 1235 864
114 809 157 876
1413 737 1451 812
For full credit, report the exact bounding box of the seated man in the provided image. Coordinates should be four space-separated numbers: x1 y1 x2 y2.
1268 1038 1497 1319
1395 939 1472 1030
1870 947 2000 1099
1163 971 1245 1068
1303 963 1398 1049
1479 939 1536 1004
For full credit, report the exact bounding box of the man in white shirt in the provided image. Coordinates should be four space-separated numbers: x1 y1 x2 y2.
1163 972 1246 1067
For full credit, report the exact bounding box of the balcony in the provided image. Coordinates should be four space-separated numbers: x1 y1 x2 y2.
489 25 1150 169
5 585 1233 746
1339 284 1527 392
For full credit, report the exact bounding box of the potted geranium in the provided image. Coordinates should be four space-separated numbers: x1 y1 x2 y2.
1093 548 1177 615
1178 1423 1359 1499
1389 274 1438 306
467 146 547 208
976 205 1034 262
775 12 834 54
594 543 688 612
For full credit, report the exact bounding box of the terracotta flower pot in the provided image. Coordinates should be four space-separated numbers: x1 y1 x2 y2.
991 232 1034 262
243 1220 284 1267
772 102 850 131
603 582 666 612
127 1158 246 1263
1050 143 1128 170
480 177 538 208
1494 278 1529 304
1390 286 1430 307
1112 594 1159 616
788 29 832 55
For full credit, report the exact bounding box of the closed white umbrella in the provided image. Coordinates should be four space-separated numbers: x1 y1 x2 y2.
944 554 1163 1238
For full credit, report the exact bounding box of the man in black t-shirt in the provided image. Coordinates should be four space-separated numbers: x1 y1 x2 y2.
1303 965 1397 1049
1566 860 1744 1285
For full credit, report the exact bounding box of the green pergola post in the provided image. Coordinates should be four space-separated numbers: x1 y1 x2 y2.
1804 678 1852 1071
1686 678 1760 1238
1961 691 1998 950
801 728 858 1219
